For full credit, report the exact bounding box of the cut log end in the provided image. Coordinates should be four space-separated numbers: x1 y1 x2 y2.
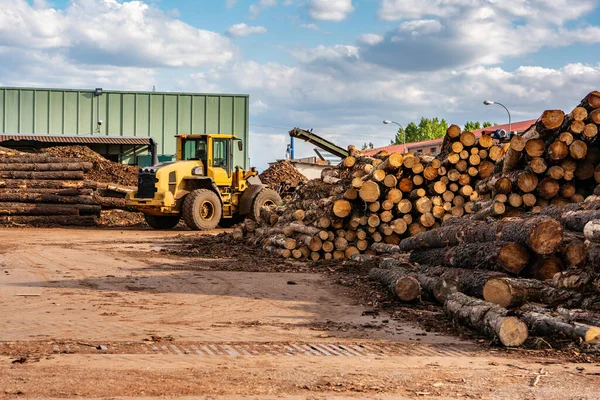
482 279 513 309
498 243 530 274
395 276 421 302
498 317 529 347
529 218 563 255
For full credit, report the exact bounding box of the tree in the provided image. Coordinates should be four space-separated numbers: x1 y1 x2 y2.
464 121 481 131
464 121 496 131
361 142 374 150
390 118 448 145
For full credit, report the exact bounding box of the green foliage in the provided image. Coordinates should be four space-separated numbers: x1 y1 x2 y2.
361 142 374 150
464 121 481 131
464 121 496 131
390 117 448 145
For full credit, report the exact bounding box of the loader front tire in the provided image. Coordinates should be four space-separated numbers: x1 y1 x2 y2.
183 189 222 231
251 188 282 221
144 214 180 230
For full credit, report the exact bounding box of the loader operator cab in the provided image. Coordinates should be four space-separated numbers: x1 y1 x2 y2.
126 133 282 231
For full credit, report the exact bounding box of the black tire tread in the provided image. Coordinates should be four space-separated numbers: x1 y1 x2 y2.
182 189 222 230
251 189 282 221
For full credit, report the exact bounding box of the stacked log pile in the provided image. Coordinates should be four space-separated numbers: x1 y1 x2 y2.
0 146 136 227
367 208 600 347
229 90 600 347
235 91 600 264
259 160 308 194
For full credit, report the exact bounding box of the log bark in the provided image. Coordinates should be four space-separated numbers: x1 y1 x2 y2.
516 304 600 344
0 162 92 171
368 268 421 302
483 277 587 309
0 171 85 180
399 216 562 255
0 203 100 216
445 292 528 347
409 241 530 275
0 215 97 227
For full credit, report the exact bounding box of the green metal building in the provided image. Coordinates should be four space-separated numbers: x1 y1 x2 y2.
0 87 250 167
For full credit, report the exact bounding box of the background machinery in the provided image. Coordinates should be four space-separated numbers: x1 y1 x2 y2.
126 134 281 230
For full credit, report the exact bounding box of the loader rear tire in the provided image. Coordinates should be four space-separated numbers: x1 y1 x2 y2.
251 189 282 221
144 214 180 230
183 189 222 231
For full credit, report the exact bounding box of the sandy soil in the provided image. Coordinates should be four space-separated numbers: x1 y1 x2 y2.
0 228 599 399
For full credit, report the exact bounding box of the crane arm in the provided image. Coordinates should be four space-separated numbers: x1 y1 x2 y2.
289 128 349 158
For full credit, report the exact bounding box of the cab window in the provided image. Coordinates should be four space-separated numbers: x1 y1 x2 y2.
182 138 207 161
213 139 229 170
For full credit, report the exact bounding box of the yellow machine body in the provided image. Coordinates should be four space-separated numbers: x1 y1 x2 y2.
126 134 259 220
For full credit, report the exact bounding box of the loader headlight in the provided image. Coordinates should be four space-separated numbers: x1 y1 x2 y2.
192 166 204 176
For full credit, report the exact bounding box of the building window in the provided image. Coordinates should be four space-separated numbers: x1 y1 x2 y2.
430 147 436 153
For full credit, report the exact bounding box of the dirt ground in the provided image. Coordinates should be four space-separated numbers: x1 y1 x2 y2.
0 228 599 399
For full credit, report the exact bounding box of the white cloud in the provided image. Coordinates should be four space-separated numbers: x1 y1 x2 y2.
226 0 237 8
300 23 322 31
365 1 600 71
0 0 236 68
358 34 384 45
397 19 443 36
308 0 354 21
378 0 597 22
248 0 278 18
288 45 359 63
227 23 267 38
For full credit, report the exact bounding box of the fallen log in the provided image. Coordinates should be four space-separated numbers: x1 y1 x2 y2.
368 268 421 302
409 241 530 275
483 277 586 309
399 216 562 255
445 292 528 347
516 304 600 344
0 203 100 216
419 265 507 299
0 156 88 164
556 308 600 328
0 193 98 205
0 215 97 227
0 162 92 172
378 259 457 302
0 171 85 180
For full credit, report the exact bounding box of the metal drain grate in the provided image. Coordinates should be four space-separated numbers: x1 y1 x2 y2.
146 342 475 357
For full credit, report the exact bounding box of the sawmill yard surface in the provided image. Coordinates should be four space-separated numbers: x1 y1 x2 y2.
0 228 599 399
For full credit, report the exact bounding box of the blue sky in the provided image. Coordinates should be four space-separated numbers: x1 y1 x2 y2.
2 0 600 169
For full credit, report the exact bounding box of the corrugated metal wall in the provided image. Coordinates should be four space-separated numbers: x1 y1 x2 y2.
0 87 250 167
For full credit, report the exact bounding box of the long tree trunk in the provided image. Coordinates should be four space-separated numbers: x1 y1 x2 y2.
0 171 85 180
516 304 600 344
0 215 97 227
445 292 529 347
0 162 92 171
0 203 100 216
368 268 422 302
483 277 586 309
409 241 530 275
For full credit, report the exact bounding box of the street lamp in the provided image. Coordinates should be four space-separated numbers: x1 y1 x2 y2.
383 120 406 153
483 100 511 135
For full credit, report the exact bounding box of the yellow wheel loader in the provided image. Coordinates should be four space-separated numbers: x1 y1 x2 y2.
126 134 282 230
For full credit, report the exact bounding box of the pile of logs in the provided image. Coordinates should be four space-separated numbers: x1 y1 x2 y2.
0 147 135 226
259 160 308 194
368 207 600 347
235 91 600 263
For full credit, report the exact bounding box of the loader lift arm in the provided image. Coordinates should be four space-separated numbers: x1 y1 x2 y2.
289 128 349 159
